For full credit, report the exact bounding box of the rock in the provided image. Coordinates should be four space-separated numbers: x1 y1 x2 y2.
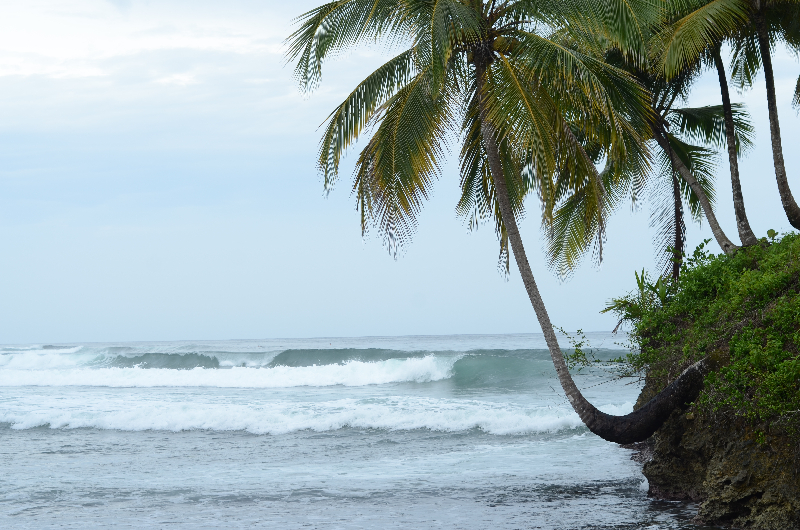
640 405 800 528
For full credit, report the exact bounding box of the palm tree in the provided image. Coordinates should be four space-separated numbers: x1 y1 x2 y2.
711 42 759 246
645 66 753 263
545 40 751 280
654 1 760 246
660 0 800 229
648 99 753 276
287 0 717 444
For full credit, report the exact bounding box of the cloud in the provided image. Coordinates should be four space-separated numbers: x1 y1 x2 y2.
0 0 285 80
105 0 132 9
155 72 199 86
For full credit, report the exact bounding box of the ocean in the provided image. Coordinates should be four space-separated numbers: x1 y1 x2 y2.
0 333 707 529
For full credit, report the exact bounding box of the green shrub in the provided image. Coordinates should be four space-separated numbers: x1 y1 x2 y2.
609 234 800 439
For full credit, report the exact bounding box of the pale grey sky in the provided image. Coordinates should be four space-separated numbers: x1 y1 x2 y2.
0 0 798 343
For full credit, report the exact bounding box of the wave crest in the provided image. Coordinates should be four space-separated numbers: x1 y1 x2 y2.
0 355 459 388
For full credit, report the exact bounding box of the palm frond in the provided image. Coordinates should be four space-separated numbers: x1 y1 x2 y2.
510 29 651 133
354 70 454 257
660 133 717 223
407 0 482 93
657 0 750 79
768 2 800 50
544 155 639 278
483 51 558 185
543 0 660 62
318 49 419 190
457 90 533 274
544 118 653 279
669 104 754 154
287 0 410 91
730 33 762 91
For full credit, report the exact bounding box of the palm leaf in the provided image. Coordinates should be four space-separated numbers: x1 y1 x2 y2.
661 133 717 223
354 70 454 256
287 0 410 91
729 32 762 91
406 0 482 93
538 0 660 62
483 51 558 187
457 94 532 274
544 131 650 278
318 49 419 190
669 104 754 154
657 0 750 79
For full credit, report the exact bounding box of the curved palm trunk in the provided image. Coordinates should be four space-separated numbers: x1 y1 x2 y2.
712 46 759 246
652 127 739 255
474 65 715 444
756 14 800 229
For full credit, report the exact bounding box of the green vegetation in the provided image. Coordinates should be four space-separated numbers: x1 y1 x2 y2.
607 234 800 440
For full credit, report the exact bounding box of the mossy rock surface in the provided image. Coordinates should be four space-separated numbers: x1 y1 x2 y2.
641 404 800 529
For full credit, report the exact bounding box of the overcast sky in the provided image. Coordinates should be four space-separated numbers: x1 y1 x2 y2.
1 0 798 344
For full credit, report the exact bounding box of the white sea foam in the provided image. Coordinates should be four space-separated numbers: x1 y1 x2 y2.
0 355 458 388
0 395 634 435
0 347 86 369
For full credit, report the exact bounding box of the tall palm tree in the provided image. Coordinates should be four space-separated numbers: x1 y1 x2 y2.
711 42 759 246
659 0 800 229
653 1 760 246
287 0 717 444
646 67 754 263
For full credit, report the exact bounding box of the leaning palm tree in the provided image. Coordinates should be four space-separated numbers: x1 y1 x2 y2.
287 0 718 444
659 0 800 229
646 100 753 277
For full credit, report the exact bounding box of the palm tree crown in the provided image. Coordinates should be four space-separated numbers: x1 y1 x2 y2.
288 0 719 444
288 0 648 258
545 25 754 279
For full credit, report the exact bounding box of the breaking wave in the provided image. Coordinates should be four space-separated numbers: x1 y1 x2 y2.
0 355 460 388
0 396 636 435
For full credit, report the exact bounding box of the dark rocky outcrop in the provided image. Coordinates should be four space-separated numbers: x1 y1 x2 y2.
633 388 800 528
